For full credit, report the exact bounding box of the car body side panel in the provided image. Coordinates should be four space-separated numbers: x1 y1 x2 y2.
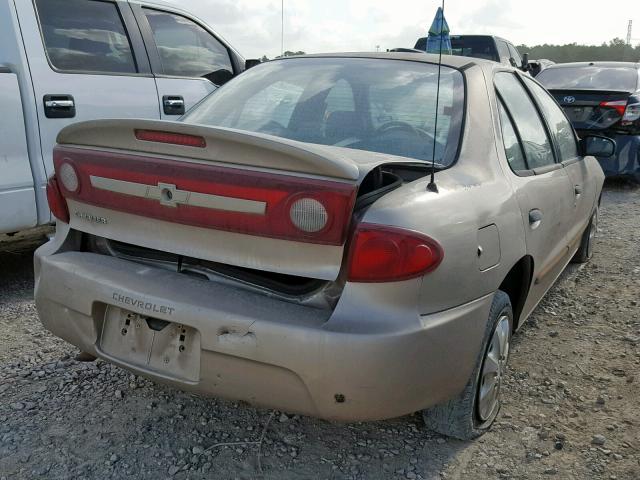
0 0 50 229
563 157 597 246
0 70 37 232
361 65 527 315
13 0 160 189
597 135 640 181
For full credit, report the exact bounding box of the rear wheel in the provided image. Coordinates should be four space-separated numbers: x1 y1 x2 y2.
572 207 598 264
423 291 512 440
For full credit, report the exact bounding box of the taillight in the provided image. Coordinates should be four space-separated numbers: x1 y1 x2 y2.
53 146 357 245
289 197 329 233
347 223 443 283
599 100 627 116
58 162 80 193
46 175 70 223
623 102 640 122
135 129 206 148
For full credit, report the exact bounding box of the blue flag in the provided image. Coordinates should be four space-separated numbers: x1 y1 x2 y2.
425 7 452 55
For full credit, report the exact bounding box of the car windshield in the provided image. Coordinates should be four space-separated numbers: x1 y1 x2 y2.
537 66 638 91
183 57 465 166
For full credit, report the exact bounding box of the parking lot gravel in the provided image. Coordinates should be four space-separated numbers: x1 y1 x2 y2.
1 185 639 480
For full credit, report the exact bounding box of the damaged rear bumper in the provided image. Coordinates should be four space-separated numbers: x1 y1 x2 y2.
34 247 492 422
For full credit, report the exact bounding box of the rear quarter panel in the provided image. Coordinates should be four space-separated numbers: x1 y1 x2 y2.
361 64 527 315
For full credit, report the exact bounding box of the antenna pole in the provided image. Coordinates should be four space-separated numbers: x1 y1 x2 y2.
427 0 445 193
281 0 285 57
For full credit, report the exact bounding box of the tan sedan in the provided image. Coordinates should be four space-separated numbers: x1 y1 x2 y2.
36 53 613 439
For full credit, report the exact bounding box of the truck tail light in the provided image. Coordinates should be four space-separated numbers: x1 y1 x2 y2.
46 175 69 223
347 224 443 283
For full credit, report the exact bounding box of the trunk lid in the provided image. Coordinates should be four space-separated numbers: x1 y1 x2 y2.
549 89 631 132
54 120 407 281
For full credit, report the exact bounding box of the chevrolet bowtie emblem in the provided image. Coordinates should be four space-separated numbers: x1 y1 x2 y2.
89 176 267 215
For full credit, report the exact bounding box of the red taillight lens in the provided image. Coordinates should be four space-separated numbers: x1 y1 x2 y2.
599 100 627 116
53 146 357 245
135 129 206 148
347 224 443 283
46 175 69 223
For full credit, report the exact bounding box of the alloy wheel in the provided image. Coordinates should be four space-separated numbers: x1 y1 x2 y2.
477 314 510 422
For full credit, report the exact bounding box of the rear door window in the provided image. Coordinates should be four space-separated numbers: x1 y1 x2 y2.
497 100 528 172
143 9 233 78
524 78 579 162
35 0 137 74
495 72 556 170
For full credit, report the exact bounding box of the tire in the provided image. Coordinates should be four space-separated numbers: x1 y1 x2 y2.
572 207 598 264
422 291 513 440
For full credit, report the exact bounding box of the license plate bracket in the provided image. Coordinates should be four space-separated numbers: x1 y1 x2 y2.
99 306 200 382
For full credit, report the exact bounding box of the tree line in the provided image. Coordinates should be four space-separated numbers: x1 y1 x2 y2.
517 38 640 63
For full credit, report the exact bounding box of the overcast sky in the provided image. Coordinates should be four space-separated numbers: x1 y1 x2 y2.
168 0 638 59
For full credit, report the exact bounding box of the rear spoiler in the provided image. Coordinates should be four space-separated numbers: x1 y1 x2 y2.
57 119 360 181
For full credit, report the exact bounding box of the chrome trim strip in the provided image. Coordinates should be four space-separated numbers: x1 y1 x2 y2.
89 176 266 214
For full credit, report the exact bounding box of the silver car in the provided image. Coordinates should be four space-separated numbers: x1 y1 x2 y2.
35 53 612 439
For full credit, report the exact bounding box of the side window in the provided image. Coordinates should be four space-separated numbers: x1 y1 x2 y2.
496 41 511 63
507 44 522 67
143 9 233 78
497 100 528 172
495 72 556 170
35 0 137 74
524 78 579 161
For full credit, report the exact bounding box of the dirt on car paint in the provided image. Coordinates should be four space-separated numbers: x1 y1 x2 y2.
0 185 638 480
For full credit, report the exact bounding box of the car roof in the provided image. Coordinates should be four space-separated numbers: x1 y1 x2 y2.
544 61 640 70
276 52 502 70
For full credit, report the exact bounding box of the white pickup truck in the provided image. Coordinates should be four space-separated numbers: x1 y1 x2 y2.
0 0 246 234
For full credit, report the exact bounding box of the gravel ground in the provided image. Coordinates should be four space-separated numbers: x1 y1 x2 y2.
1 185 639 480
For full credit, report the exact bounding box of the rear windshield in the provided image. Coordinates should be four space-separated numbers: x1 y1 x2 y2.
183 58 465 166
537 66 639 91
450 36 499 62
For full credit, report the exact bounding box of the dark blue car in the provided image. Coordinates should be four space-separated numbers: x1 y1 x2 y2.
537 62 640 181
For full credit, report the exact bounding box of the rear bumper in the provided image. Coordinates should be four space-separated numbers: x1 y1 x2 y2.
34 248 492 421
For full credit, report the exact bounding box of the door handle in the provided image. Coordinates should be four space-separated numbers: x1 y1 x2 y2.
163 95 185 115
529 209 543 229
43 94 75 118
574 185 583 196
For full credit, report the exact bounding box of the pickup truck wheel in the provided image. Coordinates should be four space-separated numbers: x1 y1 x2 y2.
572 208 598 264
422 290 512 440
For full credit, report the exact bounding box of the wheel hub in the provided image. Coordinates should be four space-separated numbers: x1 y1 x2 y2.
478 314 510 422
